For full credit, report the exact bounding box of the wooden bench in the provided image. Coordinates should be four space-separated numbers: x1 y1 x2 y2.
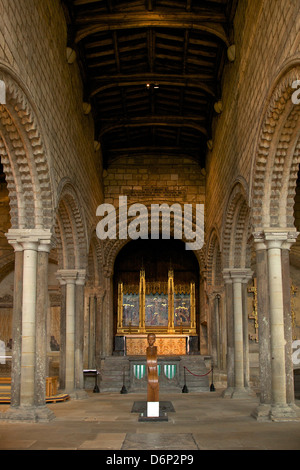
46 376 59 397
0 377 59 397
0 377 11 385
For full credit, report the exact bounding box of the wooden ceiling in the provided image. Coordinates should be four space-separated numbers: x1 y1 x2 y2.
63 0 238 168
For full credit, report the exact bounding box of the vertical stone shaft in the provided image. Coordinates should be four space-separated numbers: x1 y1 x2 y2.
20 242 38 406
10 245 23 408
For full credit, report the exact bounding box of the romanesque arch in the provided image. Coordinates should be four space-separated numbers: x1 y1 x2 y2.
54 180 88 270
251 63 300 230
206 227 225 368
0 66 55 422
250 63 300 421
53 180 89 397
222 179 253 398
0 65 54 230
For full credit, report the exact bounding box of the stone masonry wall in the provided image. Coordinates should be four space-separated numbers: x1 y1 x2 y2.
0 0 103 235
104 155 205 210
205 0 300 242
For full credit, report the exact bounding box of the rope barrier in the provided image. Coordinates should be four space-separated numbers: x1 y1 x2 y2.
182 365 215 393
183 366 212 377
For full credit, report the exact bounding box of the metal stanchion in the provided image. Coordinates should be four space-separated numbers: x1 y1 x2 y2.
120 366 128 394
210 364 215 392
182 366 189 393
93 371 100 393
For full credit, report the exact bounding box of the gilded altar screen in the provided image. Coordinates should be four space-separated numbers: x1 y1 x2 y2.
122 293 139 326
174 293 191 326
145 293 168 326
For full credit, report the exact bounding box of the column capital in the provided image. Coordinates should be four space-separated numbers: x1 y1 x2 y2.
6 229 54 252
223 268 253 283
56 269 79 285
222 269 232 284
252 229 299 251
76 270 87 286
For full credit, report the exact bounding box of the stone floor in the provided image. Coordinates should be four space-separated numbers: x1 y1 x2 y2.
0 388 300 451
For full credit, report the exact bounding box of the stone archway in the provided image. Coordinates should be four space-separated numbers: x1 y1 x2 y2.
0 66 55 422
222 180 253 398
54 181 88 397
206 228 224 369
95 200 205 357
250 63 300 421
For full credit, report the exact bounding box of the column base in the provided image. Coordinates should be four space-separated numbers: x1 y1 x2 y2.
68 389 89 400
269 404 300 422
222 386 234 398
252 403 300 422
251 403 272 421
0 405 55 423
224 387 255 399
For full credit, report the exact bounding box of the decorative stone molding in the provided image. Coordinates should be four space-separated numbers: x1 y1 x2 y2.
251 65 300 229
0 68 54 230
54 181 88 271
223 181 251 270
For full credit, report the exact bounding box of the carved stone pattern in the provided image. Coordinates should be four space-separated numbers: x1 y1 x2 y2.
252 66 300 229
0 71 53 229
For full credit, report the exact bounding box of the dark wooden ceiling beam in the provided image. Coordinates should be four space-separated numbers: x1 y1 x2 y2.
99 115 208 138
90 74 216 98
75 13 230 46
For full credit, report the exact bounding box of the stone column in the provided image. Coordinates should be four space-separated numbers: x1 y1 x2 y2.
35 240 53 412
281 246 295 407
222 271 234 397
57 270 77 396
242 273 253 391
9 242 23 408
102 268 114 356
95 288 105 369
0 229 55 422
210 293 221 368
87 293 96 369
224 268 253 398
75 270 87 397
264 231 298 420
231 271 245 396
251 233 272 420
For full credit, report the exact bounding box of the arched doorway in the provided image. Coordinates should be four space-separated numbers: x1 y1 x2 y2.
113 238 200 355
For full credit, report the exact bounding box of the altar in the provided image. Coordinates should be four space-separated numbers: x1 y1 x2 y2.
125 334 188 356
115 268 198 356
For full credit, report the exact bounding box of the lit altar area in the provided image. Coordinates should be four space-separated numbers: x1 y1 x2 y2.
113 239 200 358
98 240 210 394
115 267 198 356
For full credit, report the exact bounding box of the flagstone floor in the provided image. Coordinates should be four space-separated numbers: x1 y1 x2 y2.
0 388 300 451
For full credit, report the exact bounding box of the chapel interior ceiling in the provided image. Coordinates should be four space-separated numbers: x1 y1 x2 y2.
62 0 238 169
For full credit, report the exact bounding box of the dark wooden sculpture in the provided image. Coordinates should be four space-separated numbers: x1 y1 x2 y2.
146 333 159 402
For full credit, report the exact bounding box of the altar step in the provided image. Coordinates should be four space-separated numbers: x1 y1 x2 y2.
98 355 210 393
100 356 130 393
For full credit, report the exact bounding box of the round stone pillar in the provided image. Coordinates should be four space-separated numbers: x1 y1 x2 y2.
20 241 39 406
57 269 87 399
102 268 114 357
251 233 272 420
264 231 298 420
223 268 253 399
222 271 234 397
0 229 55 423
252 230 299 421
57 270 77 395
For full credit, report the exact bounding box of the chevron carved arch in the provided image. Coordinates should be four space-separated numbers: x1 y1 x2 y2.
251 64 300 229
0 66 54 230
223 181 251 270
54 181 88 270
